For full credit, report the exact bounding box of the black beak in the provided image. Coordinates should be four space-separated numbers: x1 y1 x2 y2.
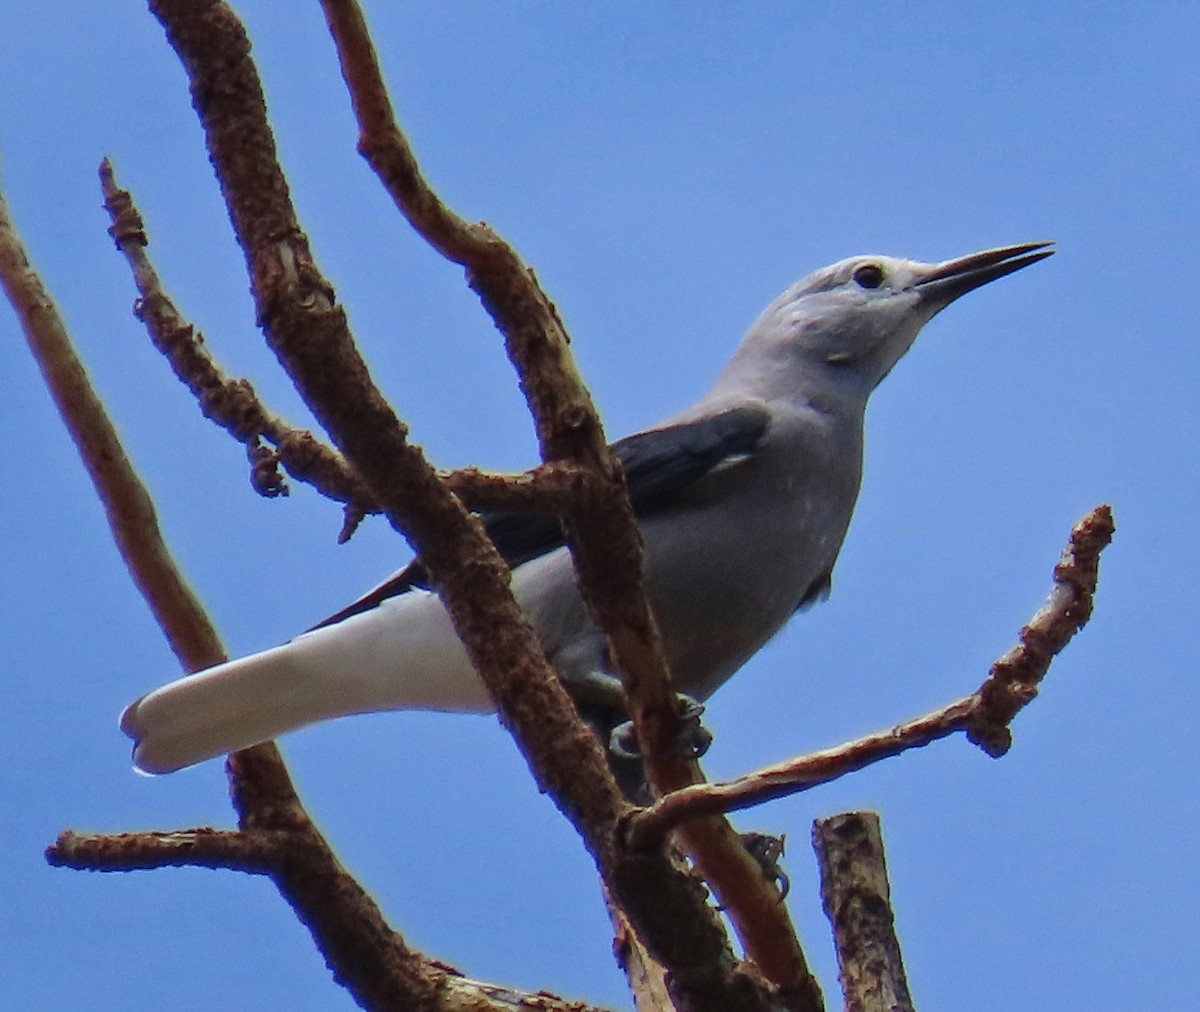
915 241 1055 306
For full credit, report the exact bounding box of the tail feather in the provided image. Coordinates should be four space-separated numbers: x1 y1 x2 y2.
120 591 494 774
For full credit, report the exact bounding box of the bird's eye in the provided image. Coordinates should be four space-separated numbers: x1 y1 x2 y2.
853 264 885 289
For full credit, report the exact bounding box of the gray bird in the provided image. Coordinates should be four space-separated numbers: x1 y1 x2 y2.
121 242 1053 776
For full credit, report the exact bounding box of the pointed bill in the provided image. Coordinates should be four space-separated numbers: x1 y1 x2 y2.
915 241 1055 306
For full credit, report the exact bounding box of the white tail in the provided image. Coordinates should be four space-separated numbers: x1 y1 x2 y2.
120 590 494 774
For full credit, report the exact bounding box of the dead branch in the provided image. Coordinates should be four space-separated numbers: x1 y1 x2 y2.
966 504 1114 755
316 0 687 778
812 813 914 1012
102 159 605 544
101 157 377 513
52 827 618 1012
2 177 455 1008
627 505 1113 846
0 187 222 670
317 1 820 999
145 3 792 1010
48 828 279 872
48 827 617 1012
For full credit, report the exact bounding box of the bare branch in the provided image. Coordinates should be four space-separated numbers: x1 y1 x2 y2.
102 160 599 541
316 2 820 999
4 142 467 1011
47 825 615 1011
442 461 600 514
629 701 972 848
100 158 380 514
0 186 223 671
628 505 1114 845
812 813 914 1012
15 222 450 1012
967 503 1115 755
147 3 794 1010
316 0 689 773
47 828 278 872
147 0 616 843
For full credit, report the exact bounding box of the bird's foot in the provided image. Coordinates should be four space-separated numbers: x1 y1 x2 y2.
609 694 713 761
739 831 790 901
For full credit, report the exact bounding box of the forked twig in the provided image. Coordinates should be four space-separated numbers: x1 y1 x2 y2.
101 160 602 543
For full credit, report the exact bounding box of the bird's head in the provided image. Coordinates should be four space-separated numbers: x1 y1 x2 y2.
716 242 1054 404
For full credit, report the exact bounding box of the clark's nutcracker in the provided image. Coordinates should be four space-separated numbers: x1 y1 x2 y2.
121 242 1053 776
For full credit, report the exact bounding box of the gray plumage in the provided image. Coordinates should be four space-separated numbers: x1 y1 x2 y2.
121 242 1052 774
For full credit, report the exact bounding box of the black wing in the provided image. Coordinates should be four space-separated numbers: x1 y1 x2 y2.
311 404 771 630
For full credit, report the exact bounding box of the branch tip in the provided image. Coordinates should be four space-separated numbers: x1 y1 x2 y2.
630 505 1114 840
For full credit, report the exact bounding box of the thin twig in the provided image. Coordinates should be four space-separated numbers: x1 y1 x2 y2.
103 160 600 544
100 159 379 516
628 505 1115 847
442 461 600 513
629 702 972 848
967 504 1114 755
47 828 279 872
0 186 223 670
812 813 914 1012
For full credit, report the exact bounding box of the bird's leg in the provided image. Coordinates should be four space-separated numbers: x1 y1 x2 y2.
563 670 714 803
559 667 629 714
563 669 712 761
567 676 787 895
607 694 712 762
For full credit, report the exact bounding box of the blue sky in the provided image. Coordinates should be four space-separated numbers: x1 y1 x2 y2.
1 4 1195 1009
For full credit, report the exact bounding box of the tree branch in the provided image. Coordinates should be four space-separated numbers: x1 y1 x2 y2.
812 813 914 1012
101 159 603 544
101 157 377 514
146 3 794 1009
627 505 1114 846
0 186 223 670
316 0 691 778
48 823 617 1011
47 828 278 872
316 2 820 1001
2 172 453 1007
967 504 1114 756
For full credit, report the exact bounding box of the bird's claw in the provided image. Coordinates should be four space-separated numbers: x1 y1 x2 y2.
608 695 712 761
740 831 790 901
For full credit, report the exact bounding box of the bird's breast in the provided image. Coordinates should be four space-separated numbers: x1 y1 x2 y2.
639 442 859 699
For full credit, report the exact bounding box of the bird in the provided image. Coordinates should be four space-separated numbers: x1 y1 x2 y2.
121 242 1053 778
